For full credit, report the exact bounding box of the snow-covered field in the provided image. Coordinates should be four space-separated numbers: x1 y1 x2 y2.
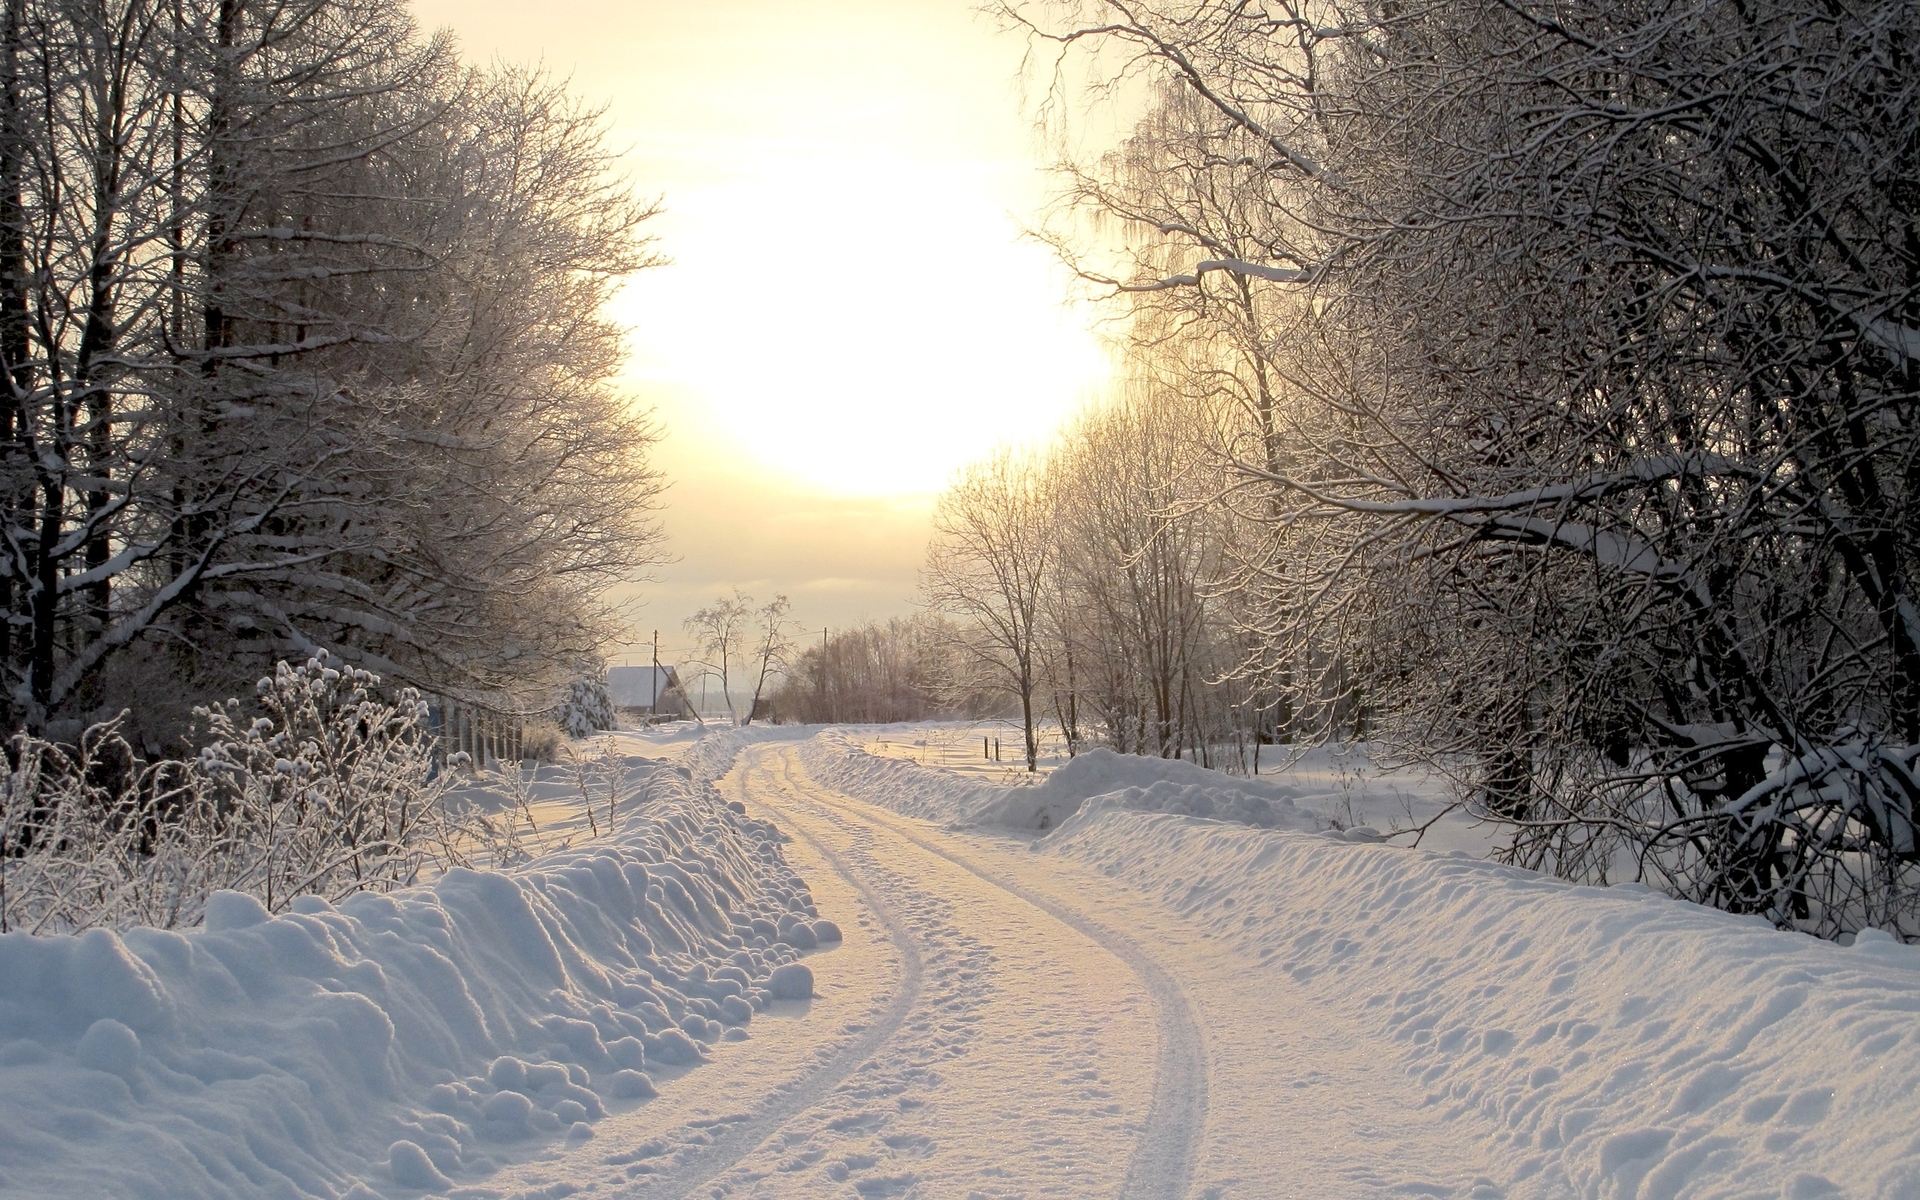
4 722 1918 1198
846 724 1500 855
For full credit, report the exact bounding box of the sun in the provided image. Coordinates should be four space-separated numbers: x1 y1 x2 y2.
615 154 1110 497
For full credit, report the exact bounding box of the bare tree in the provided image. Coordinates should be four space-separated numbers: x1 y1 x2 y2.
684 590 751 723
1047 376 1229 761
924 448 1052 771
740 594 793 726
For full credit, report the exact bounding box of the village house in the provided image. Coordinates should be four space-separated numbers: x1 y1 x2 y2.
607 664 693 722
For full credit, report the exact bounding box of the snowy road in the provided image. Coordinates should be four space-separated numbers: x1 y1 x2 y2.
10 728 1911 1197
489 740 1500 1199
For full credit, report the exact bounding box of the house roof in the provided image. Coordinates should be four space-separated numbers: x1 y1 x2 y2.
607 664 681 707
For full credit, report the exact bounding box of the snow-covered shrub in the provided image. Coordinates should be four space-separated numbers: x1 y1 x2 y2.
517 718 566 762
189 652 465 910
1637 734 1920 941
554 669 617 738
0 652 507 933
0 721 199 932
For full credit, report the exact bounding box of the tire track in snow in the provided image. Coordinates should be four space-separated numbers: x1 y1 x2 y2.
623 750 928 1199
768 749 1207 1200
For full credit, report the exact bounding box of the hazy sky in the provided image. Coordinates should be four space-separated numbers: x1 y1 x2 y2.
408 0 1111 665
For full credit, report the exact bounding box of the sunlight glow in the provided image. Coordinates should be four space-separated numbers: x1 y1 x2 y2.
615 155 1109 497
405 0 1110 632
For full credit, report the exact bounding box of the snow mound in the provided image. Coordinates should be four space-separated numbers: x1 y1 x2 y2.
1061 776 1313 833
798 736 1321 836
977 748 1319 833
0 760 829 1199
1046 808 1920 1196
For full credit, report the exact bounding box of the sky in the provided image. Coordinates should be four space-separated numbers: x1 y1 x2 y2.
407 0 1113 666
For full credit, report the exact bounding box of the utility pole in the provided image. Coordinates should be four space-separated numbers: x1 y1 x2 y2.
822 627 830 723
651 629 660 717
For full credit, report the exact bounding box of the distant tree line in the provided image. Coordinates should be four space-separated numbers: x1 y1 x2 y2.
919 0 1920 940
768 615 1004 726
0 0 661 748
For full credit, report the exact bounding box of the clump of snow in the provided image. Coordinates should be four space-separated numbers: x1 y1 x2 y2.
980 748 1320 834
766 961 814 1000
0 757 833 1199
1063 776 1311 832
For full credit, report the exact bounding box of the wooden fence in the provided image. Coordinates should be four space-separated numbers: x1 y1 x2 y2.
430 697 524 770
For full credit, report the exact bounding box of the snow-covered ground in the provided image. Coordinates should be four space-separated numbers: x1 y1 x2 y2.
4 723 1918 1198
863 719 1075 784
848 724 1500 855
771 728 1920 1197
0 745 834 1199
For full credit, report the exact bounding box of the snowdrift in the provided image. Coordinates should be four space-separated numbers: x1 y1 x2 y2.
0 756 834 1199
1050 811 1920 1197
798 732 1332 834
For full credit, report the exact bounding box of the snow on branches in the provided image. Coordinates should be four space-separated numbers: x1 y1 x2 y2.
554 670 619 739
1003 0 1920 937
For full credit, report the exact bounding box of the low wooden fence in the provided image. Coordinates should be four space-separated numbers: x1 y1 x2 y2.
429 697 524 770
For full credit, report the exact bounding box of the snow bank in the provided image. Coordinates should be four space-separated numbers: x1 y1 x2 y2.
798 734 1328 835
794 728 997 824
1049 813 1920 1196
983 747 1321 833
674 721 812 786
0 757 834 1199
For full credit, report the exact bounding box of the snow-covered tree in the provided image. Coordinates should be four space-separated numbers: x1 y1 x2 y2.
997 0 1920 936
553 667 617 739
0 0 662 742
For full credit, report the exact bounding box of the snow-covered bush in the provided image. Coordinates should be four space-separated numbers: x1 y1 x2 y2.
554 669 617 738
517 718 566 762
0 652 504 933
1639 734 1920 940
